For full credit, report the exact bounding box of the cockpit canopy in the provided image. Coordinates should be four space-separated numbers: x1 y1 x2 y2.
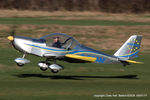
40 33 80 50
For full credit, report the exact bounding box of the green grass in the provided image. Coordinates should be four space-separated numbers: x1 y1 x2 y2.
0 17 150 26
0 48 149 100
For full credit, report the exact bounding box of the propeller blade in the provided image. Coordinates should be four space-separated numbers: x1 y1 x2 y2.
11 25 16 36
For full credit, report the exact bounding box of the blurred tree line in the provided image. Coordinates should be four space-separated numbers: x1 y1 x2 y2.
0 0 150 13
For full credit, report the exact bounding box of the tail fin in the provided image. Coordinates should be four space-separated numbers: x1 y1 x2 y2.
114 35 142 60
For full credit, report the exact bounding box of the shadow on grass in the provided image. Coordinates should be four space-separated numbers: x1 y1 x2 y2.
13 74 138 80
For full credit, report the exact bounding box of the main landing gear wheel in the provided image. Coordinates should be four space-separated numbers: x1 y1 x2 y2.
49 64 64 73
39 59 64 73
51 69 59 73
40 66 48 71
38 61 50 71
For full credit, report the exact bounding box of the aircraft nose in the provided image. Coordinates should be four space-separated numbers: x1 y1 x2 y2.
8 36 14 41
11 36 33 53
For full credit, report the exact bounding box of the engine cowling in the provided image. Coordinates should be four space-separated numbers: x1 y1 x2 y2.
49 64 64 73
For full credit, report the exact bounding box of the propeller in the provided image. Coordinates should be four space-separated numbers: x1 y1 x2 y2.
7 25 16 41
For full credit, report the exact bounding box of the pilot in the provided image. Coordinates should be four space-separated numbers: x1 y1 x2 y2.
52 37 62 48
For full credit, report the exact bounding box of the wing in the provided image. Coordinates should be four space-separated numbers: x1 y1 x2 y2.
63 54 96 63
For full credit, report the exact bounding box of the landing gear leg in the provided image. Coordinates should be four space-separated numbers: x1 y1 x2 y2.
22 54 26 58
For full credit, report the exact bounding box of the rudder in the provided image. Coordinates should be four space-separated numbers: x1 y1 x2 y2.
114 35 142 60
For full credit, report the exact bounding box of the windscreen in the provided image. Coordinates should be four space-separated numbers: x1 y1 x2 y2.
41 33 79 50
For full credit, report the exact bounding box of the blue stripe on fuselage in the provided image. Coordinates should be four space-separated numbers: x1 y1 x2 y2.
25 43 74 52
117 51 139 58
69 51 115 58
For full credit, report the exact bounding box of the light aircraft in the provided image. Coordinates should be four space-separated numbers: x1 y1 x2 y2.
8 33 143 73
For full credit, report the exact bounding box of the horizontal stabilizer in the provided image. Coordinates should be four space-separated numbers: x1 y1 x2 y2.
65 54 96 62
125 60 143 64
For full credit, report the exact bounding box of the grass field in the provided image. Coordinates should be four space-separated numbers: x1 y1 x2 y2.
0 48 149 100
0 10 150 100
1 17 150 26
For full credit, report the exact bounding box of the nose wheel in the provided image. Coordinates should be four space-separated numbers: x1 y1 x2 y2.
16 63 24 67
15 54 30 67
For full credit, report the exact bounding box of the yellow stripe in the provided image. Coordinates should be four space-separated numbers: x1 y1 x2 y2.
126 60 143 64
65 54 96 62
